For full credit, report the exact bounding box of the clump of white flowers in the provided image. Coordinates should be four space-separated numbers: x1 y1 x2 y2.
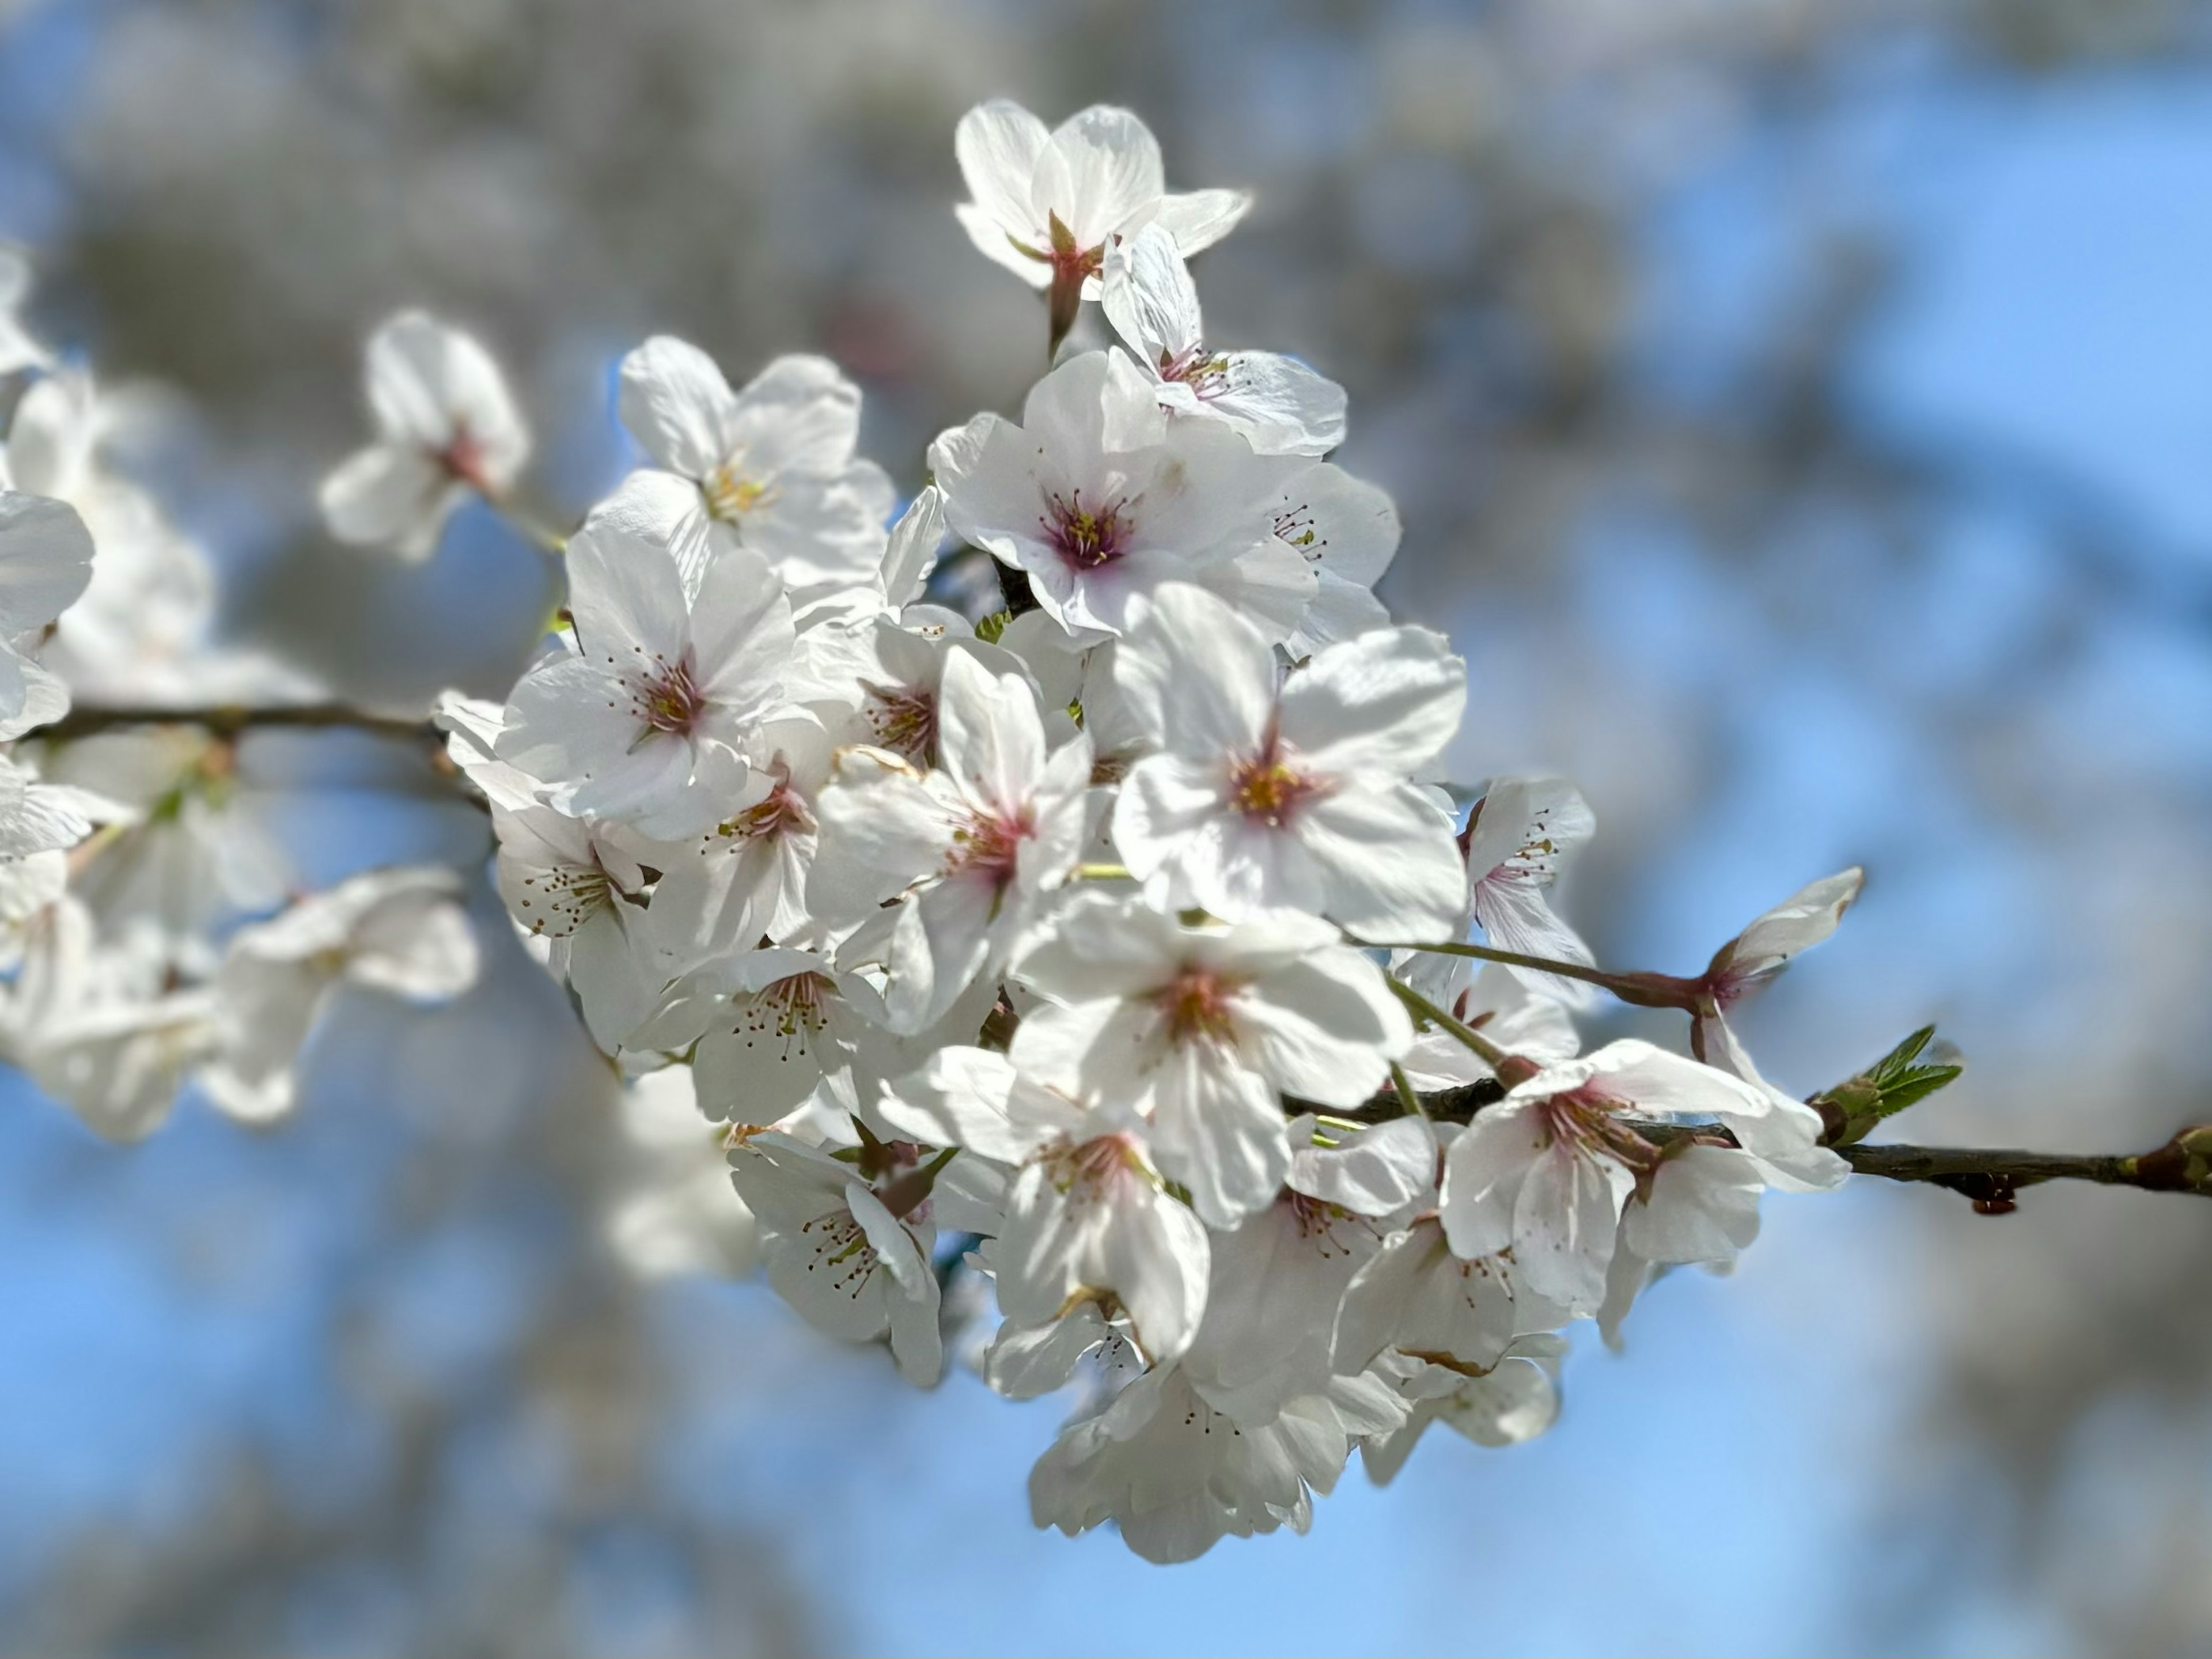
0 99 2022 1565
431 100 1865 1563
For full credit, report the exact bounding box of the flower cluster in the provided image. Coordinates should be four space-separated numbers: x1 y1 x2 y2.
0 101 1885 1565
0 268 481 1140
407 103 1866 1562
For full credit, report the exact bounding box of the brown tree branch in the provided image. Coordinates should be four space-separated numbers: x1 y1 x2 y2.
36 702 441 746
1329 1082 2212 1209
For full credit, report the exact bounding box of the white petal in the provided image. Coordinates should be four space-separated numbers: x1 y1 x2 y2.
1152 187 1254 256
1280 624 1465 777
618 335 739 480
0 490 94 637
1512 1144 1634 1314
1033 105 1165 249
1103 224 1203 366
955 99 1053 247
1111 581 1274 752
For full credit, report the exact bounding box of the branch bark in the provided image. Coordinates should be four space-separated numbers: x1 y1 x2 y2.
1330 1082 2212 1209
36 702 441 746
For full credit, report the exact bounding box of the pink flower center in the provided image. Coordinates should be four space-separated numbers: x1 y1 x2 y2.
1157 967 1241 1046
945 805 1034 889
1228 752 1323 827
627 652 709 739
1042 1132 1142 1199
1158 344 1233 399
721 769 815 844
440 425 493 493
1041 488 1131 569
861 681 937 762
1536 1086 1659 1172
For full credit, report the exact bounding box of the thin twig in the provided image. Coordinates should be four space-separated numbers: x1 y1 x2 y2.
1357 936 1699 1010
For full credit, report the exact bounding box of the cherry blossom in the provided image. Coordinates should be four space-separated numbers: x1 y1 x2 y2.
1457 774 1600 1003
953 99 1250 346
1103 224 1346 456
808 650 1092 1033
496 522 793 838
931 350 1312 641
200 867 480 1123
1010 891 1412 1227
1110 582 1468 938
1436 1039 1785 1313
605 338 894 603
490 804 663 1052
1267 460 1400 659
727 1129 944 1386
319 310 528 558
0 487 93 725
877 1044 1212 1365
1028 1361 1381 1563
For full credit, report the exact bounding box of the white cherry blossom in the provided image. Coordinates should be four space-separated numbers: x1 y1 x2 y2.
319 310 528 558
491 804 664 1052
727 1129 943 1385
808 650 1092 1033
1178 1116 1436 1422
606 338 894 602
1267 461 1400 658
35 727 296 975
200 868 480 1123
1103 225 1346 456
1028 1361 1373 1564
1010 891 1412 1228
953 99 1250 345
1111 582 1468 938
930 350 1313 641
642 714 831 960
877 1044 1212 1365
1685 869 1865 1194
1359 1339 1566 1486
0 898 217 1141
1436 1039 1785 1314
1448 775 1600 1006
634 946 892 1125
496 522 793 838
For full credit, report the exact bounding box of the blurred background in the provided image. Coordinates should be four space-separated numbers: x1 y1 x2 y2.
1 0 2210 1653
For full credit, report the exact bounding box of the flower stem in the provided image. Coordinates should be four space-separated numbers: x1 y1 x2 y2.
1384 975 1515 1072
1359 937 1699 1012
1388 1060 1426 1120
484 490 570 557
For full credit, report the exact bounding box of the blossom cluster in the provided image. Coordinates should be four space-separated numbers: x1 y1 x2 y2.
0 101 1876 1564
419 102 1861 1562
0 263 480 1139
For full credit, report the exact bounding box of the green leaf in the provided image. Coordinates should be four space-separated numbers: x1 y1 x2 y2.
974 608 1013 644
1872 1063 1964 1119
1816 1024 1965 1143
